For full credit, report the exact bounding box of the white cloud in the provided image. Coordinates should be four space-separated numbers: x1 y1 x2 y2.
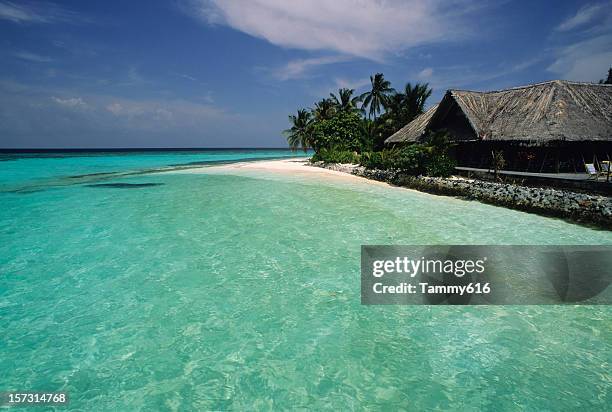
417 67 434 79
409 57 544 94
0 82 268 148
185 0 481 60
556 2 610 32
52 96 87 108
175 73 197 81
548 34 612 81
102 97 227 127
127 66 144 83
0 2 38 23
201 90 214 103
106 102 123 115
0 1 81 24
106 101 172 120
14 51 53 63
272 55 349 80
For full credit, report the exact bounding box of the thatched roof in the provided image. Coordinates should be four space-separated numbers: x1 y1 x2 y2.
385 104 438 144
386 80 612 145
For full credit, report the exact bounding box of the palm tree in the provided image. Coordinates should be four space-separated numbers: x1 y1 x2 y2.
312 98 336 121
403 82 432 119
385 92 406 117
283 109 313 152
360 118 378 151
330 88 362 113
359 73 395 120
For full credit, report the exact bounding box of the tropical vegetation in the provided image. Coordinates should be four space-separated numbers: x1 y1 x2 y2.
283 72 456 177
599 67 612 84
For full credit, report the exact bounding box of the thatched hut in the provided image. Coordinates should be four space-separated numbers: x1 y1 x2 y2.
385 80 612 173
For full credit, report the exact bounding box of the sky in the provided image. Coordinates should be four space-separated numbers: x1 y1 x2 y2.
0 0 611 148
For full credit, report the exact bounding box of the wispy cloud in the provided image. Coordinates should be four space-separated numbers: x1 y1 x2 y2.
0 1 82 24
0 81 232 138
333 77 370 91
52 96 87 109
127 66 145 83
548 1 612 81
0 82 261 147
98 97 227 126
555 1 611 32
309 77 370 100
548 34 612 81
184 0 486 60
105 101 173 121
112 66 151 87
412 57 543 94
175 72 198 82
417 67 434 80
14 51 53 63
272 55 349 80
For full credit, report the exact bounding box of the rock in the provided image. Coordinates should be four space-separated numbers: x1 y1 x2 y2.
309 161 612 229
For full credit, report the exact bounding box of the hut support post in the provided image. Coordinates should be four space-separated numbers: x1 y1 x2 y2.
539 150 548 173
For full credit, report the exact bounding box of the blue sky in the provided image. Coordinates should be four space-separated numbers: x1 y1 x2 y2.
0 0 611 148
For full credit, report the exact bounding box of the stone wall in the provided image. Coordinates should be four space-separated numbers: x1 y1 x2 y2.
310 162 612 229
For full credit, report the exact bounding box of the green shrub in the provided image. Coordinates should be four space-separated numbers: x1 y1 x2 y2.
359 143 456 177
311 111 365 152
424 153 457 177
311 147 360 164
360 150 387 169
360 145 426 174
387 145 426 173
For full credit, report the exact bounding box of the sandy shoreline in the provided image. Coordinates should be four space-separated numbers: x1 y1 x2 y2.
176 157 393 186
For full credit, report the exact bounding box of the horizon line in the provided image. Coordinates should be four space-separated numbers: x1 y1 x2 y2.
0 147 301 153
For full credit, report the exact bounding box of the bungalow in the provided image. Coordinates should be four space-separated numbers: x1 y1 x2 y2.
385 80 612 173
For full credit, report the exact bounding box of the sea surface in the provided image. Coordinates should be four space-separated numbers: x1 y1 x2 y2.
1 149 611 411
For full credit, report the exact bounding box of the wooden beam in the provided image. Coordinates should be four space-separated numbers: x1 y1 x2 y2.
539 150 548 173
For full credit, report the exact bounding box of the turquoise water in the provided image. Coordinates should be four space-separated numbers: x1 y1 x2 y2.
1 150 611 411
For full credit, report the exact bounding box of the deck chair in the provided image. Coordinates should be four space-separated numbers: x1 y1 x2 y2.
599 161 610 177
584 163 598 180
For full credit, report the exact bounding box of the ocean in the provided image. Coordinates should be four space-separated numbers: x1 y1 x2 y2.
1 149 610 410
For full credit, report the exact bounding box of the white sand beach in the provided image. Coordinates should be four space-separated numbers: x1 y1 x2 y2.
179 157 392 186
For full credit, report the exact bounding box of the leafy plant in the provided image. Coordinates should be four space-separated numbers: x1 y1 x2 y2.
311 111 364 152
388 145 426 173
383 83 432 132
283 109 314 152
491 150 506 180
599 67 612 84
329 88 362 114
361 145 426 174
423 130 454 155
360 131 456 177
421 131 457 177
403 83 432 120
311 147 360 164
424 154 456 177
359 73 395 120
282 72 438 165
312 98 336 121
359 118 378 152
360 150 388 170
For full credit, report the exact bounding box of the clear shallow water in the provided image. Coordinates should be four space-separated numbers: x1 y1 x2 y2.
1 151 611 411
